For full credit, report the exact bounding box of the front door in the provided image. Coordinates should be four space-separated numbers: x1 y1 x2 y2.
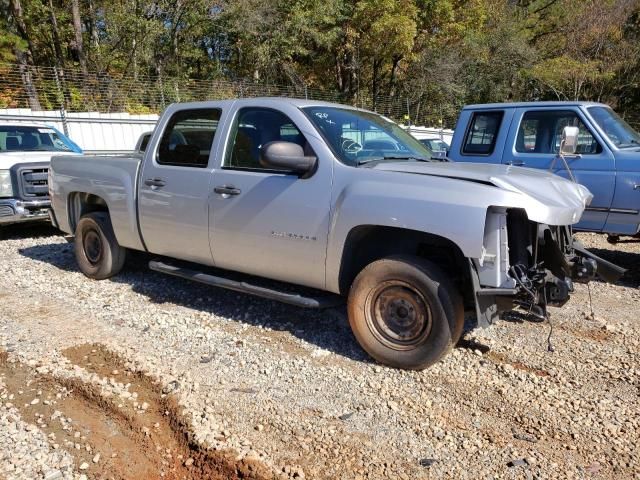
209 106 332 289
138 106 223 264
503 108 615 232
605 156 640 235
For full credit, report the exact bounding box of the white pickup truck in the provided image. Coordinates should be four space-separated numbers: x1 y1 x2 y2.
0 121 81 226
49 98 623 369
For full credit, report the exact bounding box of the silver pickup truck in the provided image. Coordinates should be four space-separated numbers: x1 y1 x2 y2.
49 98 621 369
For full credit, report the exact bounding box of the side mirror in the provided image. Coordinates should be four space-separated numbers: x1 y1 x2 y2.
561 126 579 155
261 141 317 176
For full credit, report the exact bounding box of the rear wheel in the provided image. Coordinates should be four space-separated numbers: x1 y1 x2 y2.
347 255 463 370
74 212 126 280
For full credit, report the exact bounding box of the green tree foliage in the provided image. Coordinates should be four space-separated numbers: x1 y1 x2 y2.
1 0 640 126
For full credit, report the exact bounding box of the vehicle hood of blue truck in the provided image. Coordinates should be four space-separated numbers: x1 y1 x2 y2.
369 161 593 226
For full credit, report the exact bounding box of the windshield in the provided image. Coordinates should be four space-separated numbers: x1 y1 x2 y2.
0 126 76 152
302 106 433 166
588 106 640 148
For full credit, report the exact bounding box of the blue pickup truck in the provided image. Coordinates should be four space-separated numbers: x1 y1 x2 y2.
448 102 640 241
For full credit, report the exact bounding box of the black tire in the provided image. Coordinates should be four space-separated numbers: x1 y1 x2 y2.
74 212 126 280
347 255 464 370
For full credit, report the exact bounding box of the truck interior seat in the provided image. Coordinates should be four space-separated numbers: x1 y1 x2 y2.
515 127 526 152
232 126 261 168
534 126 552 153
6 137 20 150
21 133 39 149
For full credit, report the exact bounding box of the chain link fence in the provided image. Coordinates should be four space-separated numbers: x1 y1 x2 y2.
0 62 459 130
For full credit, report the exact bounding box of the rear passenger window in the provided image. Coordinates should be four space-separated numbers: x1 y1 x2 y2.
463 111 503 155
516 110 602 155
157 109 221 167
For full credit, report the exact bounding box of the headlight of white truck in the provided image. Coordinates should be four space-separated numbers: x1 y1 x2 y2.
0 170 13 198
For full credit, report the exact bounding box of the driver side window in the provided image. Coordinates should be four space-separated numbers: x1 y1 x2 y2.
224 108 310 171
516 110 602 155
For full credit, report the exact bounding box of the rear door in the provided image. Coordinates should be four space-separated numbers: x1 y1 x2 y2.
138 105 225 264
503 108 615 232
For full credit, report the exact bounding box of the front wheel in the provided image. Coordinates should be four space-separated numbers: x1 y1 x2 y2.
74 212 126 280
347 255 463 370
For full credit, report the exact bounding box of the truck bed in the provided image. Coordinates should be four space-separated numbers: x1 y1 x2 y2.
49 154 145 251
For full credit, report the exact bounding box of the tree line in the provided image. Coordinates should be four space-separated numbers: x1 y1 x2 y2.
1 0 640 126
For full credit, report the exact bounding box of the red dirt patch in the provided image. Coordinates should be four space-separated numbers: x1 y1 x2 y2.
0 345 274 480
486 351 550 377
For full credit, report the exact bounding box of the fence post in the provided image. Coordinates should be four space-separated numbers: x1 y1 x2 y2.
53 66 69 136
406 98 411 129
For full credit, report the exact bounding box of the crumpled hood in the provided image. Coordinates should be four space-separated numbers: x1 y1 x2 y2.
0 151 80 170
371 161 594 225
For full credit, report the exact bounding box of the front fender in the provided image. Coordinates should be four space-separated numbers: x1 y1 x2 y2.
325 178 489 293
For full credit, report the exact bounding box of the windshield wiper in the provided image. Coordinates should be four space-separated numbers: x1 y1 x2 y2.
357 155 432 166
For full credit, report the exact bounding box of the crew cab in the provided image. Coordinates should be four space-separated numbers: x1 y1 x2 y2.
0 121 81 226
448 102 640 242
49 98 620 369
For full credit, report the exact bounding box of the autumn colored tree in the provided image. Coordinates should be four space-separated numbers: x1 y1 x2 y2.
0 0 639 126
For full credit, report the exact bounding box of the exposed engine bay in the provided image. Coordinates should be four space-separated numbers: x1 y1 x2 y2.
473 208 625 327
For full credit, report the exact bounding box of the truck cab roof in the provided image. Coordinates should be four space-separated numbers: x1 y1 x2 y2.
164 97 367 112
462 101 609 111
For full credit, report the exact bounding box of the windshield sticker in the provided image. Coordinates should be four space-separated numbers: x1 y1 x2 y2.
37 128 56 134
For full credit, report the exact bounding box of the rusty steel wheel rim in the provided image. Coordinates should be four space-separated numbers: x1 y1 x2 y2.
365 280 432 351
83 228 103 265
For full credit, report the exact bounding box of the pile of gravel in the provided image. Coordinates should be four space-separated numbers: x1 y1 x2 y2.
0 226 638 479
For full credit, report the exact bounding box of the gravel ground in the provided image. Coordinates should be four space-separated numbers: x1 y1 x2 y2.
0 225 638 479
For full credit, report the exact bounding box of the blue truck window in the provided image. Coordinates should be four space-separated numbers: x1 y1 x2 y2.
158 109 221 167
463 111 503 155
516 110 602 155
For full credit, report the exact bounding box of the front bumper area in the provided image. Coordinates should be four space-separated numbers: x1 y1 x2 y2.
471 209 626 328
0 198 51 225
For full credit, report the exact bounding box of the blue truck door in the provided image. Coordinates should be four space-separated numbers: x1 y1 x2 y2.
502 107 615 232
603 153 640 235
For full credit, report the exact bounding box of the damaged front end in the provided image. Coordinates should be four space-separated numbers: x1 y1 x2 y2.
472 208 625 327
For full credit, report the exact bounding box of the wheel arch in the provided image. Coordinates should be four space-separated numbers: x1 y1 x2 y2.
67 191 109 233
66 191 145 252
336 225 473 307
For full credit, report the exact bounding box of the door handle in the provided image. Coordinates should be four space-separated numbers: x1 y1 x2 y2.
214 185 241 196
634 184 640 190
144 178 166 188
507 160 525 166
